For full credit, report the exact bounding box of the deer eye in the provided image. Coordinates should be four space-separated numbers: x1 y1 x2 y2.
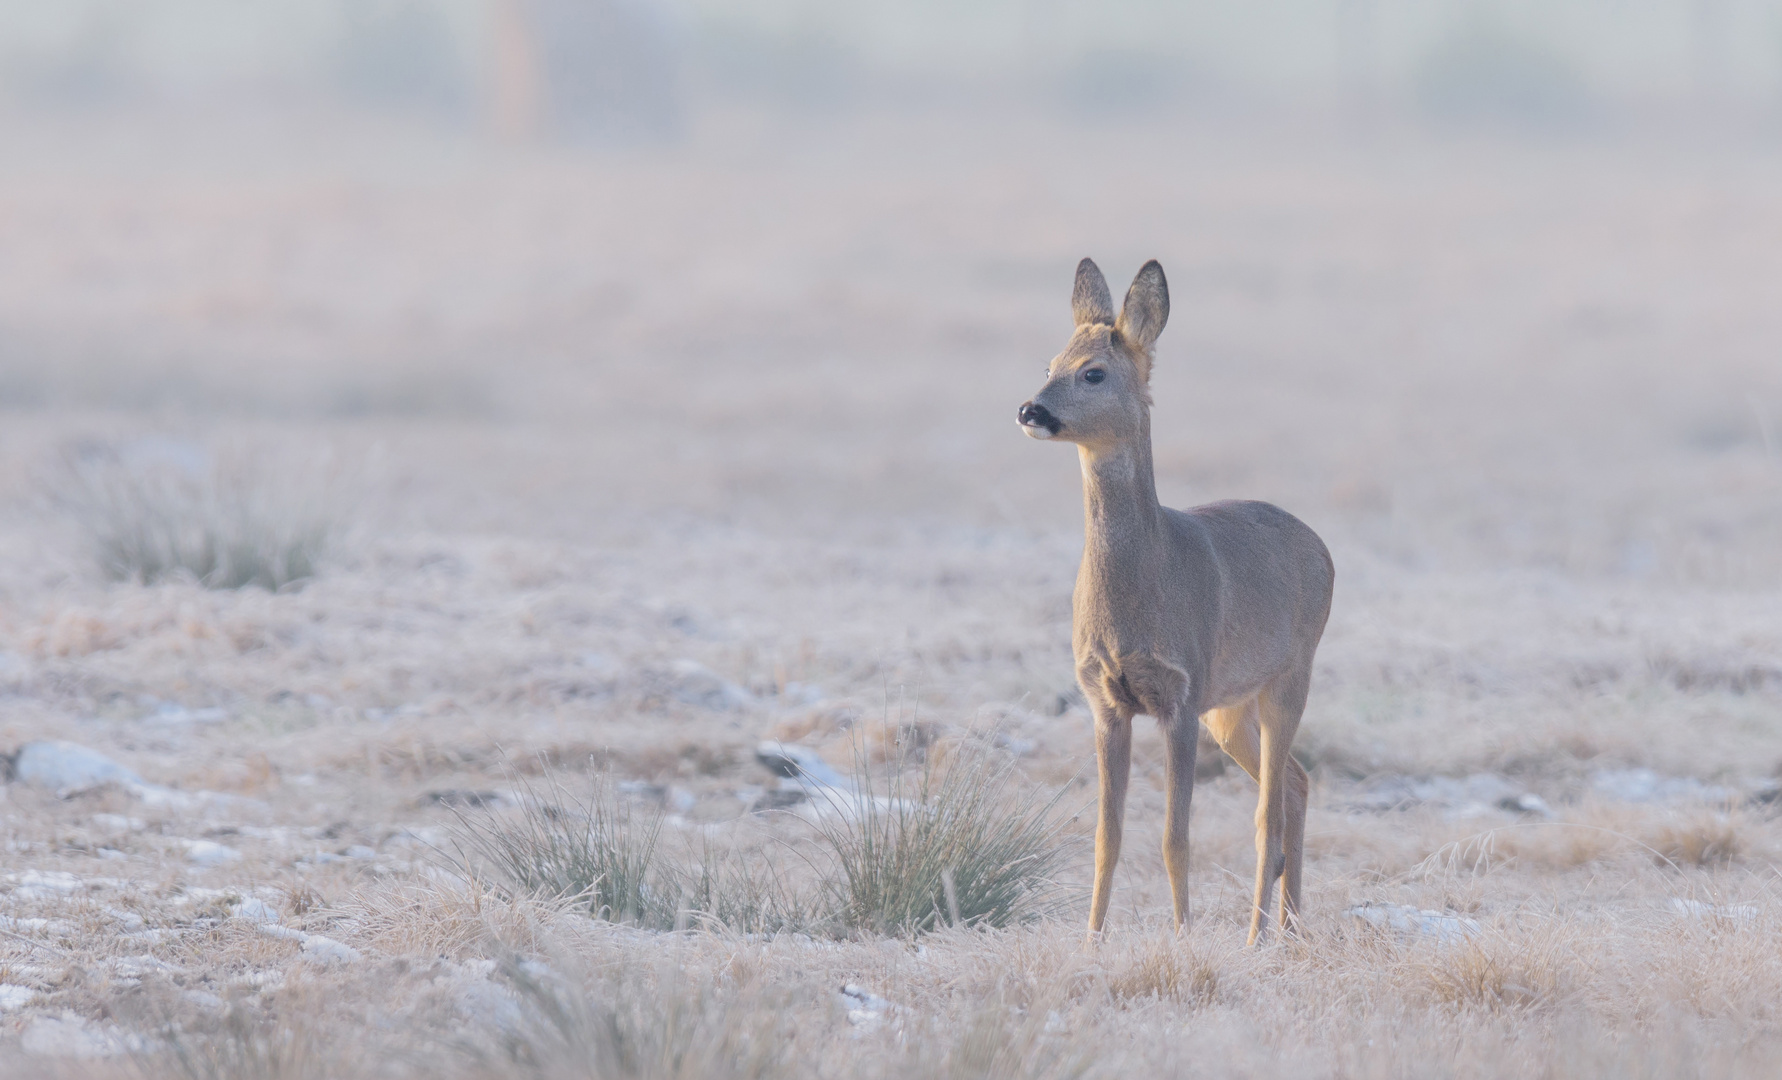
1083 368 1106 385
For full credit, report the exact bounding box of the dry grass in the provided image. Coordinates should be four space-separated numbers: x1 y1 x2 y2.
812 734 1074 936
1417 925 1582 1013
458 953 808 1080
1105 935 1223 1006
445 738 1071 939
450 772 676 927
1 103 1780 1077
53 443 344 592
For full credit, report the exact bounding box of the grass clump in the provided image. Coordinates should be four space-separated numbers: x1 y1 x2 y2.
453 772 675 928
1106 939 1221 1006
450 771 813 934
451 733 1072 940
811 735 1072 936
58 440 341 590
1649 813 1744 867
466 956 803 1080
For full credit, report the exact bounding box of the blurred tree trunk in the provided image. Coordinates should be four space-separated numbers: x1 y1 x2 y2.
484 0 684 144
488 0 545 140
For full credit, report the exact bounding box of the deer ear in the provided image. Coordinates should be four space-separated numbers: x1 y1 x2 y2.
1072 258 1115 327
1117 261 1169 365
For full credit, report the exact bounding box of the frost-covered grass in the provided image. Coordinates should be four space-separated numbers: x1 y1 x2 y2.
57 443 343 591
2 105 1780 1078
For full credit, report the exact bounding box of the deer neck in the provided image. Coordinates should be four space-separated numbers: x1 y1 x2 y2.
1077 417 1163 578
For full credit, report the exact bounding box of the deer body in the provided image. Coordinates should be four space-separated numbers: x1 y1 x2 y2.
1019 259 1333 945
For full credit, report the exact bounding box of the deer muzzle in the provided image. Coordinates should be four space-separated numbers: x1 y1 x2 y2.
1018 401 1062 438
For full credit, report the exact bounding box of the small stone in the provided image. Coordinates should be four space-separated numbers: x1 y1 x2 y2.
230 898 280 924
20 1015 136 1058
839 983 897 1031
1670 898 1758 923
755 743 852 791
91 813 146 833
14 742 145 797
181 840 243 866
1590 769 1736 805
667 660 754 711
300 935 361 964
1346 902 1480 944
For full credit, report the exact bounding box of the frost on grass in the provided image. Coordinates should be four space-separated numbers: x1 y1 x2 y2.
448 738 1073 939
55 440 346 591
811 735 1073 936
450 771 678 928
462 954 805 1080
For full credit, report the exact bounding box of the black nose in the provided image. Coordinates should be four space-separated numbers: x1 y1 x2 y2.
1017 401 1061 434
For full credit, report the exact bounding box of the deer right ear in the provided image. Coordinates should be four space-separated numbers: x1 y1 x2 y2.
1116 260 1169 355
1072 258 1115 327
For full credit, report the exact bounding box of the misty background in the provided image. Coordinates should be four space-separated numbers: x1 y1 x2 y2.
1 0 1779 584
4 2 1782 125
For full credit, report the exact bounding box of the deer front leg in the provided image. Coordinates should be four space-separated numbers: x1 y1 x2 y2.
1159 710 1198 932
1086 704 1132 943
1279 755 1310 933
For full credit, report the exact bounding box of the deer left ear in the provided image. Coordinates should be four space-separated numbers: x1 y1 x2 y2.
1116 260 1169 377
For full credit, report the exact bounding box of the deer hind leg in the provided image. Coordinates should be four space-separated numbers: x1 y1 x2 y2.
1201 699 1273 942
1086 703 1133 942
1257 668 1313 941
1158 706 1199 933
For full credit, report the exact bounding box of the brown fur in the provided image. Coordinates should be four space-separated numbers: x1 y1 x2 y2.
1019 258 1335 946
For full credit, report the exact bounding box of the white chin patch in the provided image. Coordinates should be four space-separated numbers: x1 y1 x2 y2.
1021 423 1056 440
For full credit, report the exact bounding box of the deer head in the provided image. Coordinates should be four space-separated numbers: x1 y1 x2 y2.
1017 258 1169 449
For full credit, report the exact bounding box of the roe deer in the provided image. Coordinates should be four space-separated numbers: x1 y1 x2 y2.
1017 258 1334 945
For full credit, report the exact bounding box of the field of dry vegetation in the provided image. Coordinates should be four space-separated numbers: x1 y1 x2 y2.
0 103 1780 1077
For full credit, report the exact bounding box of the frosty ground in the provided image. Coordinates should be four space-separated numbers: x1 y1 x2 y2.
0 104 1780 1077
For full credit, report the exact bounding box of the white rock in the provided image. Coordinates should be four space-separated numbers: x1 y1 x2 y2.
780 681 825 705
143 703 228 726
1670 898 1759 923
458 979 524 1034
13 741 201 808
105 908 146 930
90 814 146 834
300 935 361 964
180 839 243 866
230 898 280 924
6 870 86 898
1591 769 1737 805
994 733 1038 756
1357 773 1548 817
1345 903 1480 944
756 743 853 791
0 915 73 936
20 1015 137 1058
15 742 145 797
0 985 36 1011
0 650 31 690
839 983 898 1031
578 652 624 677
111 956 175 979
667 659 755 710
